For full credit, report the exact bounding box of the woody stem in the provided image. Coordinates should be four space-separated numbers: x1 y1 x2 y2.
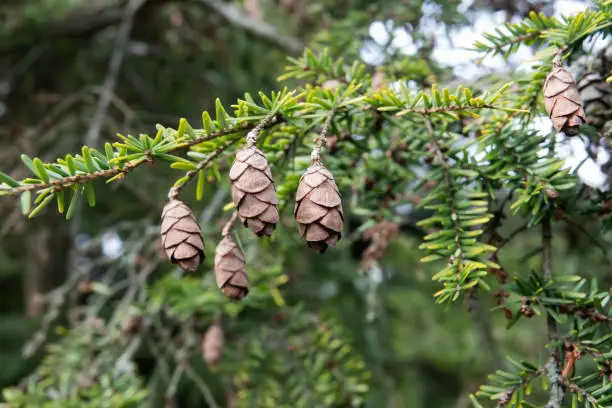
245 113 277 147
221 211 239 237
552 45 568 67
168 137 241 200
543 216 564 408
312 109 335 164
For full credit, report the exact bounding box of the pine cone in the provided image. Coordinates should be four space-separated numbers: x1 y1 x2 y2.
543 66 586 136
294 164 343 253
202 321 224 366
230 146 279 236
160 200 205 272
214 236 248 300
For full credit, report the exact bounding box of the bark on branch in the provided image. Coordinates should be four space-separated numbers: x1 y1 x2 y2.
543 217 565 408
196 0 303 54
1 0 304 56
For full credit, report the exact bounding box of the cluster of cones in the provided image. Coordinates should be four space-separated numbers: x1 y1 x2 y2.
160 138 343 301
159 61 586 301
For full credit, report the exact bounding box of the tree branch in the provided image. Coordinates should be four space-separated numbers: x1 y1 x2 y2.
0 5 125 55
85 0 147 146
196 0 303 54
2 158 146 196
1 0 303 58
167 136 241 200
1 117 282 197
543 217 564 408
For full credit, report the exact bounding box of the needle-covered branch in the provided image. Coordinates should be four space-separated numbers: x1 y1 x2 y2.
0 90 296 217
3 1 612 406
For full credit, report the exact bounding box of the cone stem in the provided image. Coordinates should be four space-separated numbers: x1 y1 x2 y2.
222 211 239 237
552 45 568 68
168 137 241 200
246 113 277 147
312 109 335 165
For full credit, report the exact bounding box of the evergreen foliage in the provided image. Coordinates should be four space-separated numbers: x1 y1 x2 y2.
0 0 611 407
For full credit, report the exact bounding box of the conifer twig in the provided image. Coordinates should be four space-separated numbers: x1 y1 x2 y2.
424 116 464 277
311 109 335 164
222 212 239 237
2 158 146 197
1 118 283 197
543 217 564 408
245 113 277 146
168 136 241 200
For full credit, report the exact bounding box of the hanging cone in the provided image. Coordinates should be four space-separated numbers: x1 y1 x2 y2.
160 200 205 272
294 164 343 253
361 221 399 271
201 320 224 366
543 65 586 136
214 236 248 300
229 146 279 237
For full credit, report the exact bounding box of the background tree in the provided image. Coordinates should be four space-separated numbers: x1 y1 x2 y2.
0 0 611 407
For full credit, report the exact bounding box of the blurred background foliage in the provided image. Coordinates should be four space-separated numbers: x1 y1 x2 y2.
0 0 610 407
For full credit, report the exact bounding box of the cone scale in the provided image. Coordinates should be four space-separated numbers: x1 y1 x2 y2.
214 236 249 300
160 199 205 272
229 146 279 237
294 163 344 253
543 65 586 136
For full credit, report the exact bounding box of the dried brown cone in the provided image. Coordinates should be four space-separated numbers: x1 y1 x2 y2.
214 236 248 300
160 199 205 272
201 320 224 366
361 221 399 270
230 146 279 237
294 164 343 253
543 65 586 136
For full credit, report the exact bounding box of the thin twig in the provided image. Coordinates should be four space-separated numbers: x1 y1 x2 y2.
85 0 146 146
372 103 517 117
0 5 126 55
200 188 229 226
21 254 122 356
2 158 146 196
168 136 242 200
480 32 541 60
311 109 335 164
146 338 172 382
183 362 220 407
497 224 529 249
563 218 612 263
571 155 590 176
165 363 186 399
245 113 277 147
564 380 601 406
222 212 239 237
424 115 464 279
542 217 564 408
495 367 546 407
1 118 284 197
196 0 303 54
153 315 220 408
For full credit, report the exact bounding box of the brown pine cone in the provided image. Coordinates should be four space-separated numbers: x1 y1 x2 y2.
201 320 224 366
160 200 205 272
230 146 279 237
361 221 399 270
214 236 248 300
294 164 343 253
543 65 586 136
